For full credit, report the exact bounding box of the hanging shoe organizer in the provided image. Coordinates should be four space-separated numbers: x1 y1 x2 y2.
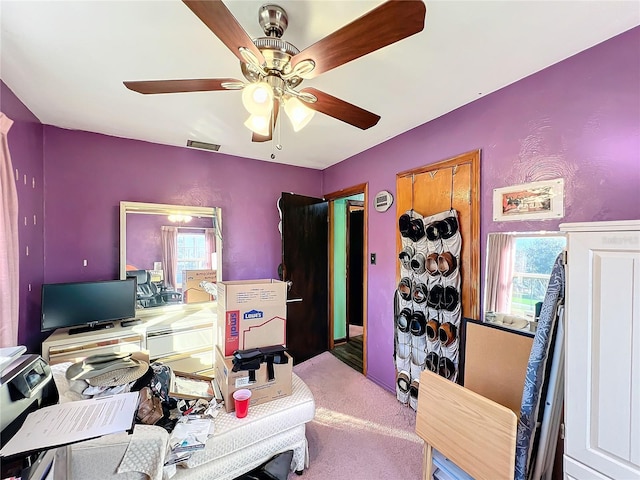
394 166 464 409
395 208 463 408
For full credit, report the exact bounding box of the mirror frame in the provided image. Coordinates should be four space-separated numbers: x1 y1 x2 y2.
119 201 223 317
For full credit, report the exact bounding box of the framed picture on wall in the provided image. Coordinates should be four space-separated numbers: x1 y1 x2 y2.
493 178 564 221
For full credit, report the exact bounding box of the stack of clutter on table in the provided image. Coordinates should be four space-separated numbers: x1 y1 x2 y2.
63 351 225 466
215 279 292 413
46 335 315 478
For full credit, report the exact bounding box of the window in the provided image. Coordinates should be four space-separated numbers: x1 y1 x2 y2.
176 232 207 287
510 235 566 318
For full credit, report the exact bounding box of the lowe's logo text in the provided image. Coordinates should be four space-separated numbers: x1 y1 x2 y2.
243 309 264 320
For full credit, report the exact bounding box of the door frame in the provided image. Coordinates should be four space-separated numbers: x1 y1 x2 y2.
325 183 368 375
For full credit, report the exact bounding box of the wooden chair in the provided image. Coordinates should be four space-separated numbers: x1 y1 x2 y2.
414 319 538 480
415 369 518 480
416 256 566 480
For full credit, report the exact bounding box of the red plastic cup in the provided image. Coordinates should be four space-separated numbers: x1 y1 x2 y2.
233 389 252 418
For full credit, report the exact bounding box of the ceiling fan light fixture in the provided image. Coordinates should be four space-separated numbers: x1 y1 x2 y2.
168 214 192 223
242 82 274 115
284 96 315 132
124 0 426 144
244 114 271 136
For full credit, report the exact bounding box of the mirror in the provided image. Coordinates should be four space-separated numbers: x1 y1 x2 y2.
483 232 565 332
120 201 222 316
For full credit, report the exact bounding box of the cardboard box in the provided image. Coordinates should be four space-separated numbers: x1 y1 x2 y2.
148 269 164 282
170 371 217 401
183 269 217 304
217 279 287 356
214 346 292 413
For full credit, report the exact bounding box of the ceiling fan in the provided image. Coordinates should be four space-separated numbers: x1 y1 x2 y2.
124 0 426 143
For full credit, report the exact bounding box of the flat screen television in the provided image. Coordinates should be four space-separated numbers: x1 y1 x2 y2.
41 278 136 334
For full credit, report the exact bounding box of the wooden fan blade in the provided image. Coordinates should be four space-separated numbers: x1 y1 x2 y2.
123 78 242 94
183 0 265 65
291 0 426 79
300 87 380 130
252 99 281 142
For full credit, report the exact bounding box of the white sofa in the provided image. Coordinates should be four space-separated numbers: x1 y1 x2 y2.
51 363 316 480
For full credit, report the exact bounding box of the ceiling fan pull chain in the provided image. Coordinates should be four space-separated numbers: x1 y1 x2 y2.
270 107 276 159
276 103 283 151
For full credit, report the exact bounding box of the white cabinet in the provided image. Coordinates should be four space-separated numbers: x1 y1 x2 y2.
43 327 144 364
42 304 217 375
561 220 640 480
146 322 214 374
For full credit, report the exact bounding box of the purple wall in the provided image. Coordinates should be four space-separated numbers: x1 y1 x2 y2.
1 82 45 352
3 79 321 352
323 27 640 390
42 128 322 286
126 214 166 271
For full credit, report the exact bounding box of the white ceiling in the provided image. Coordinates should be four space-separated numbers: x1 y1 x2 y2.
1 1 638 170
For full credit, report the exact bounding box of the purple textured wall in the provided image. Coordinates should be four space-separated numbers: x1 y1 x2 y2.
323 27 640 390
126 214 166 271
1 81 45 352
42 128 322 285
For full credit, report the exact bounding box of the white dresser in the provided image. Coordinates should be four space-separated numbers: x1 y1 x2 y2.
42 304 217 375
561 220 640 480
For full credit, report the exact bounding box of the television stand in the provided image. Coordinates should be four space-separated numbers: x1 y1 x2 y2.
42 310 215 375
69 322 115 335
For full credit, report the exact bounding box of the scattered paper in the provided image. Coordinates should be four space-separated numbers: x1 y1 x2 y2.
0 392 139 457
169 416 214 453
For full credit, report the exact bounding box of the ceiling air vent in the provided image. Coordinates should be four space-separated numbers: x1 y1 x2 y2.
186 140 221 152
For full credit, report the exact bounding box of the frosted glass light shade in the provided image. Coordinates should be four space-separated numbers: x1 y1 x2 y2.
242 82 273 116
244 114 270 136
284 97 315 132
167 214 192 223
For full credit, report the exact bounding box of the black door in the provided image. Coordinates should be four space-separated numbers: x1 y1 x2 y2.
280 193 329 364
347 208 364 329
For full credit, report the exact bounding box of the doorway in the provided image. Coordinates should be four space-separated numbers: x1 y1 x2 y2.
325 184 368 374
346 200 364 341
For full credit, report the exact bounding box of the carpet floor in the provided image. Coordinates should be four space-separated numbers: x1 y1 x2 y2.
289 352 423 479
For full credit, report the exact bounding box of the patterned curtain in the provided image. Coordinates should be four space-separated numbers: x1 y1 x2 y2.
0 113 19 347
161 226 178 289
485 233 515 314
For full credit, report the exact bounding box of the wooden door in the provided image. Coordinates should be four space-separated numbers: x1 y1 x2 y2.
280 193 329 364
562 221 640 480
396 150 481 320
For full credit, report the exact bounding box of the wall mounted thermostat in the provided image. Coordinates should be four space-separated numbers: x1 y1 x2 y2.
374 190 394 212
